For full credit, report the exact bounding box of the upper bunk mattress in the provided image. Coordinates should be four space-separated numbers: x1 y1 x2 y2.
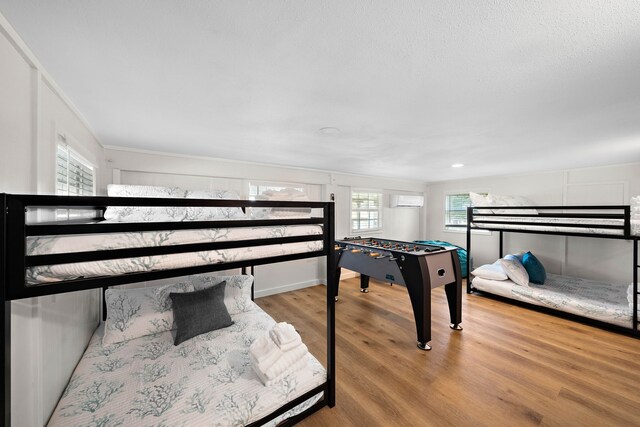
47 302 326 427
471 273 633 328
471 216 640 236
26 224 323 284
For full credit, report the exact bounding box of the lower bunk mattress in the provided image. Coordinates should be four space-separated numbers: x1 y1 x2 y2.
48 302 326 426
471 273 634 328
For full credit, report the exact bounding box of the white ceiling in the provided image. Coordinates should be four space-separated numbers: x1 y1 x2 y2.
1 1 639 182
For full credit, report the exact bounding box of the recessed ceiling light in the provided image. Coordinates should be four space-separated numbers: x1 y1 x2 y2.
451 163 464 168
319 127 341 135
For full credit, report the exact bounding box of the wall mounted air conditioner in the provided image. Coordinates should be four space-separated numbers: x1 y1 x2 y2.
390 194 424 208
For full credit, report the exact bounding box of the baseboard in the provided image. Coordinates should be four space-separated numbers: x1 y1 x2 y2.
254 271 359 298
254 279 323 298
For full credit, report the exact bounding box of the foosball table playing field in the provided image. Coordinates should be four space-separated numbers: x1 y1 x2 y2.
334 237 463 350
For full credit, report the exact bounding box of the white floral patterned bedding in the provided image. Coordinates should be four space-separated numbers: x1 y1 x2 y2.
26 225 323 284
472 273 633 328
471 216 640 236
47 303 326 427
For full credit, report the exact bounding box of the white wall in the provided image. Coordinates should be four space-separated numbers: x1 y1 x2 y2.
427 163 640 284
0 13 104 426
104 147 428 293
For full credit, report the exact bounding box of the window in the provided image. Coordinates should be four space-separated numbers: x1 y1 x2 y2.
444 192 487 231
351 190 382 232
56 144 95 220
248 182 305 199
56 144 95 196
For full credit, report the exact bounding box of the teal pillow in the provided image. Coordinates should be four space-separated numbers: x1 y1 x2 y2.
522 252 546 284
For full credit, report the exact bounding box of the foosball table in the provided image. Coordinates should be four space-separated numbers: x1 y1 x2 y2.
335 237 463 350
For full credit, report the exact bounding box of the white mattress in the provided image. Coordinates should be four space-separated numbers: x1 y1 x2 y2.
26 225 323 284
47 302 326 427
471 274 633 328
471 216 640 236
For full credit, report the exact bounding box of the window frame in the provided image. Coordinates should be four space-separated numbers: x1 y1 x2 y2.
350 189 383 234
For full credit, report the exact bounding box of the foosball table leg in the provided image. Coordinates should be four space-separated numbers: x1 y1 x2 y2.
450 323 463 331
417 341 432 351
360 274 370 293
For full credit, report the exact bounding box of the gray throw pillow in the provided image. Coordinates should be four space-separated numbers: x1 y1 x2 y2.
170 281 234 345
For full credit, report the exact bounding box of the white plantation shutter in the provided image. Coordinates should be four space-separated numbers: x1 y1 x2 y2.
56 145 94 196
351 190 382 232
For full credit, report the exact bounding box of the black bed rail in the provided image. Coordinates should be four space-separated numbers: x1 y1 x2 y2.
1 193 337 424
634 240 639 333
26 234 323 267
466 205 632 239
28 217 324 236
471 219 623 229
1 195 9 427
12 193 329 208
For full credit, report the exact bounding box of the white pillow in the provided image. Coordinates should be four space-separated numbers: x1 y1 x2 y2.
103 282 194 345
471 261 508 281
486 194 538 215
499 258 530 286
184 274 254 315
469 192 492 214
104 184 187 222
184 189 246 220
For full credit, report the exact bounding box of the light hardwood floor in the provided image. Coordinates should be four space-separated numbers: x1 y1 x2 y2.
256 277 640 427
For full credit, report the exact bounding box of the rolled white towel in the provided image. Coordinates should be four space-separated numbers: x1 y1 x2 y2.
630 195 640 206
254 343 308 382
270 322 302 351
249 335 283 373
254 355 308 386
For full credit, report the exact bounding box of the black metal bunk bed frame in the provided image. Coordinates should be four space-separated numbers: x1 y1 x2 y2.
0 193 336 426
465 205 639 336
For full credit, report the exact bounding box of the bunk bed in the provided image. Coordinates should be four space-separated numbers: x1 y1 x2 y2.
465 205 639 335
0 192 336 426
